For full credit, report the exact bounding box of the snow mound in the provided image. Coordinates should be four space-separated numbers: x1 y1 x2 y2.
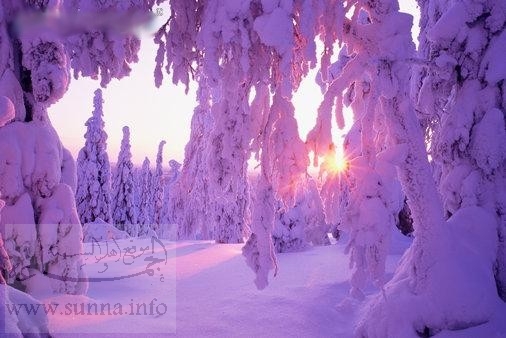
1 284 50 337
356 206 501 337
82 218 129 242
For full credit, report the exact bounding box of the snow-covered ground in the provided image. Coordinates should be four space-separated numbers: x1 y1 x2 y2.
13 230 505 337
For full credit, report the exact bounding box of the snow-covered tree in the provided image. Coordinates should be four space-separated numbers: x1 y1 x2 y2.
316 36 405 298
413 0 506 301
155 2 263 245
152 140 166 234
273 178 330 253
137 157 154 237
0 0 157 295
174 84 214 240
75 89 112 224
161 159 181 224
167 160 181 186
0 16 87 293
156 0 308 281
111 126 137 236
133 166 142 225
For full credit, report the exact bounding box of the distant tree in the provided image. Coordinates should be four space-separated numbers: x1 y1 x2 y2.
273 178 329 253
152 140 166 234
111 126 137 236
137 157 154 237
161 159 181 224
133 166 141 225
76 89 112 225
167 160 181 185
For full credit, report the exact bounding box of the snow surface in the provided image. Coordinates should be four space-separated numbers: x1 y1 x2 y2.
18 229 504 337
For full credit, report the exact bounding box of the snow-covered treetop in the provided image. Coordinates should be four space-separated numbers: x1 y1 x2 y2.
118 126 132 164
169 159 181 171
120 126 131 153
93 89 104 118
85 89 108 149
156 140 166 171
142 156 151 169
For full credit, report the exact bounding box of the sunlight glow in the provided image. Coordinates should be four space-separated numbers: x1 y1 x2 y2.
332 153 348 173
320 149 348 175
328 152 348 173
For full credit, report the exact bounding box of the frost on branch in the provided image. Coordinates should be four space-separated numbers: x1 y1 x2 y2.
21 37 69 110
318 32 405 297
243 177 277 290
206 59 251 244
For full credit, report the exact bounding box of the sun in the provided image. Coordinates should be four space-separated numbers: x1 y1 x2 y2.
329 152 348 173
332 154 348 172
321 150 348 174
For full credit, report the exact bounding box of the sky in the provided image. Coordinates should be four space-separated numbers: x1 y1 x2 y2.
49 1 419 167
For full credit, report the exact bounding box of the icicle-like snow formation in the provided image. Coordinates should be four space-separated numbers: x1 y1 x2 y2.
156 0 321 285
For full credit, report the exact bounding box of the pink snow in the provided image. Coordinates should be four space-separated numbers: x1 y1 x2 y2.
26 230 506 337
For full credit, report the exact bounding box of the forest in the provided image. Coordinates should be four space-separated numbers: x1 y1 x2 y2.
0 0 505 337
